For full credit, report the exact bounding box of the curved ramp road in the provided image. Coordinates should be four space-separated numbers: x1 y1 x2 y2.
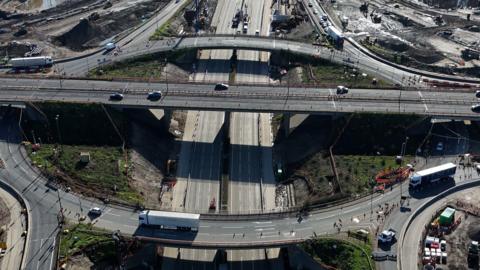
53 35 480 86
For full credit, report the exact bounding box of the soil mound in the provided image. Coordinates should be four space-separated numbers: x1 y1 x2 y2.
467 221 480 241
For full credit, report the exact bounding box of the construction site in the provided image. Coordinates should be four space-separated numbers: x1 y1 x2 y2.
0 0 171 59
419 187 480 270
324 0 480 76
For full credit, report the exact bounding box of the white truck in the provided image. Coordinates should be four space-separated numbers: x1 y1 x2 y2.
409 163 456 188
326 26 344 47
10 56 54 69
139 210 200 231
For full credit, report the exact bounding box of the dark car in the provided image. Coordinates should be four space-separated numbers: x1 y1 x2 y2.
147 91 162 101
214 83 229 91
472 104 480 113
109 93 124 101
475 90 480 98
336 85 349 95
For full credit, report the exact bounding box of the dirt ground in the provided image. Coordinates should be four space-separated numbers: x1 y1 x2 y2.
65 254 94 270
0 0 169 58
325 0 480 75
432 188 480 270
128 119 173 209
0 195 10 248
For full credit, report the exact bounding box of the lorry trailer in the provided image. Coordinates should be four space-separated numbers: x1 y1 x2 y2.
409 163 456 188
10 56 53 69
139 210 200 231
326 26 344 47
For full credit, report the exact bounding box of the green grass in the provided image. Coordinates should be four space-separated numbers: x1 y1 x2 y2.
89 58 165 79
28 144 142 204
301 238 373 270
302 64 390 88
59 224 114 260
294 154 410 197
150 0 192 39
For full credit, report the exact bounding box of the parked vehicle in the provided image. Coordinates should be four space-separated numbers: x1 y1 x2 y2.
10 56 54 69
409 163 456 188
475 90 480 98
139 210 200 231
109 93 124 101
214 83 229 91
147 91 162 101
436 142 444 151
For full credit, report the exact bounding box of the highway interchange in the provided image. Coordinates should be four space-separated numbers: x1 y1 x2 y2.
1 0 480 269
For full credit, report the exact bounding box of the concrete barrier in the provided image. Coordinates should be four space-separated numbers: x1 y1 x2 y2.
397 178 480 270
0 179 30 270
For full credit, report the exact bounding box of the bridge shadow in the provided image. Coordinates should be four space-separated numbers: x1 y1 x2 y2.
194 58 272 79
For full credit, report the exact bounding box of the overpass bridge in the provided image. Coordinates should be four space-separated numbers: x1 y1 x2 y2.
1 78 478 119
57 35 480 86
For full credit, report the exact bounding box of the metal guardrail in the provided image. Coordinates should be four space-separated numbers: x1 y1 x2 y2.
0 180 29 270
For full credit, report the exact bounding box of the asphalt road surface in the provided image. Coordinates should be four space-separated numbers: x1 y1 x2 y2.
0 78 478 118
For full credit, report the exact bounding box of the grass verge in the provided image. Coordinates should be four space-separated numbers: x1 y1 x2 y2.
59 223 115 261
301 237 374 270
150 0 192 39
28 144 142 204
302 63 390 88
293 154 411 197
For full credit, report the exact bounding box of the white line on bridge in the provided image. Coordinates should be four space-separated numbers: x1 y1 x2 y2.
328 89 336 109
222 226 244 229
418 91 429 112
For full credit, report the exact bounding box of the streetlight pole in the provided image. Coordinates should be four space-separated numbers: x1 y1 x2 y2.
55 114 62 152
400 136 409 200
165 57 169 96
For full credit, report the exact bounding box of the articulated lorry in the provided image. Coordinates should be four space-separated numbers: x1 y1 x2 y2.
139 210 200 231
409 163 456 188
10 56 53 69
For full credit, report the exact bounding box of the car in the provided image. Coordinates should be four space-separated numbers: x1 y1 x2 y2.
378 228 396 243
109 93 124 101
436 142 444 151
336 85 349 95
322 15 328 20
313 10 318 14
308 2 313 7
472 104 480 113
147 91 162 101
214 83 229 91
89 207 102 215
476 90 480 98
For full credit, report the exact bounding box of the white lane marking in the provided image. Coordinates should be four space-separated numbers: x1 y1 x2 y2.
255 227 275 231
105 212 120 217
200 225 210 228
296 227 312 231
197 233 210 236
223 226 244 229
418 91 428 112
254 224 275 228
328 89 337 109
253 221 272 224
313 213 336 220
49 236 56 270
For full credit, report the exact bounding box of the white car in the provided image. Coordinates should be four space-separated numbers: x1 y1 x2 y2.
436 142 444 151
89 207 102 215
378 229 396 243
